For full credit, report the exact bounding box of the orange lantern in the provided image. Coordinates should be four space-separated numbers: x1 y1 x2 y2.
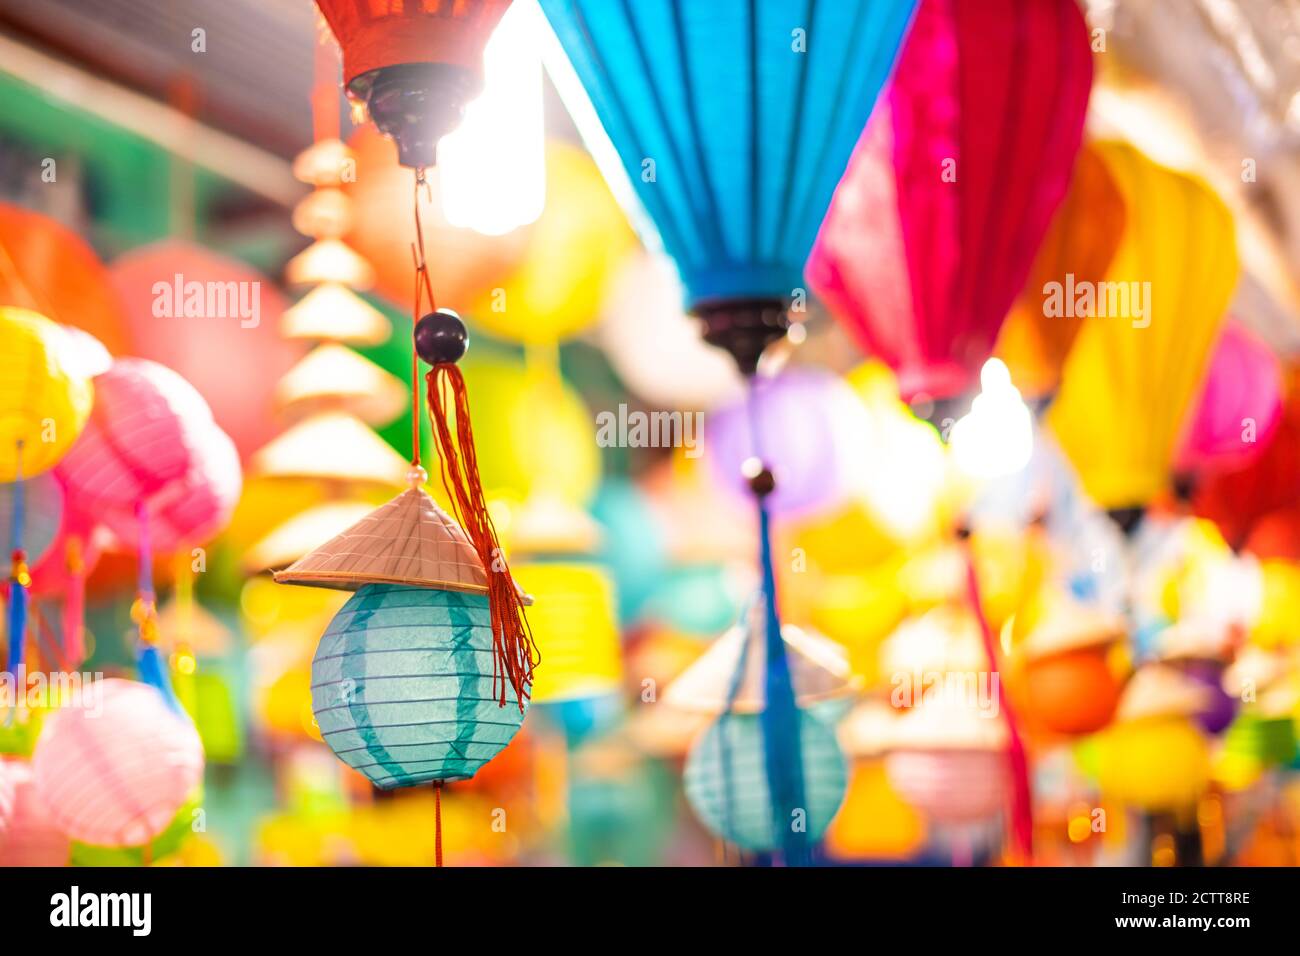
315 0 511 167
1017 597 1127 736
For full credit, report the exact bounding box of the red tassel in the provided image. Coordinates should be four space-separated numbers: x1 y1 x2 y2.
426 364 537 710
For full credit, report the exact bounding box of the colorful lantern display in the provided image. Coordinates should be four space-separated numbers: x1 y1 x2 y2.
1176 323 1282 476
0 307 93 481
1049 142 1238 511
31 679 204 847
0 759 69 867
683 710 847 853
808 0 1092 402
994 143 1127 397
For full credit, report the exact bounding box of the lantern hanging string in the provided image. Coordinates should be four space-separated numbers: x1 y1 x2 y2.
63 534 86 668
5 440 29 683
409 166 537 709
132 502 184 716
742 377 809 867
961 536 1033 863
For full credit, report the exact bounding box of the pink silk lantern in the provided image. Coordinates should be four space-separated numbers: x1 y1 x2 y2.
55 358 216 514
884 750 1008 824
110 241 301 460
808 0 1093 401
31 679 203 848
0 758 71 866
1176 323 1282 475
101 422 243 554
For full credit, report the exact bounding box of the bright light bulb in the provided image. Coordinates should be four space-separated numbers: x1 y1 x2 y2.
950 358 1034 480
438 1 547 236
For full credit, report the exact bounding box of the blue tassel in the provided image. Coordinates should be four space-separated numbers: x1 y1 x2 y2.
756 500 808 866
5 574 27 677
136 643 185 717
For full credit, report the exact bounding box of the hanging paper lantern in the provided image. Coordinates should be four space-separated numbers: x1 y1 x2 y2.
1016 596 1126 736
683 710 847 853
824 760 926 861
0 471 64 567
100 421 243 554
55 358 217 512
808 0 1092 402
0 308 93 481
0 202 132 355
468 141 635 344
540 0 917 370
1049 143 1238 510
0 758 69 866
312 583 527 788
110 242 299 459
315 0 510 167
1176 323 1282 476
994 144 1127 397
1193 394 1300 550
32 679 204 847
706 368 869 518
1097 666 1212 811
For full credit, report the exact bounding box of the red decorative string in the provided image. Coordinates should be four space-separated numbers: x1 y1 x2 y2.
963 542 1034 864
426 365 537 710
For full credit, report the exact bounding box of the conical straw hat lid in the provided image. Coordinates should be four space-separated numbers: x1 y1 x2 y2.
280 282 390 345
274 343 406 425
884 695 1009 752
508 492 602 559
1021 596 1125 660
249 411 409 486
274 484 491 595
245 500 381 572
1115 664 1209 722
664 605 856 714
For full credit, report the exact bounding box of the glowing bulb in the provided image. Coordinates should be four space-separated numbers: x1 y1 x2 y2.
439 1 547 236
950 359 1034 480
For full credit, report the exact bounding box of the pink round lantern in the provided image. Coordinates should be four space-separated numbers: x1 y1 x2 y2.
55 358 216 514
101 422 242 553
705 367 869 518
110 241 300 459
807 0 1092 401
0 759 71 866
884 749 1007 824
1177 322 1282 475
32 679 203 847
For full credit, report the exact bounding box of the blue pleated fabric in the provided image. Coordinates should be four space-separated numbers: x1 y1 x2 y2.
312 584 527 789
538 0 918 308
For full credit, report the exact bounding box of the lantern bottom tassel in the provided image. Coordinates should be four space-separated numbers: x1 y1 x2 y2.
434 781 443 868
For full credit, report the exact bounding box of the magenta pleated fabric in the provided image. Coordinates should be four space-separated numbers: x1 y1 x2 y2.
0 758 70 867
31 679 203 848
808 0 1093 401
1176 322 1283 475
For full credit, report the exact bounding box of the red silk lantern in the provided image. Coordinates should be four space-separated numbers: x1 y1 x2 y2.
315 0 511 167
808 0 1093 402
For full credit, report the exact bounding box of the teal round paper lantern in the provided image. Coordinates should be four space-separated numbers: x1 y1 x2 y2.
684 710 847 852
312 583 527 789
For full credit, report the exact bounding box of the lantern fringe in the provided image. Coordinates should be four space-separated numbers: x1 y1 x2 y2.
133 502 185 717
5 442 28 680
962 544 1033 863
434 781 443 868
426 365 537 710
63 536 86 668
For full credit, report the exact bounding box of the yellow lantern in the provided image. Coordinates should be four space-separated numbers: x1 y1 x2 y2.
0 308 93 479
1253 559 1300 649
1048 142 1238 509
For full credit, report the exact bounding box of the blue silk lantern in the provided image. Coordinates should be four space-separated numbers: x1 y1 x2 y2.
684 710 847 853
312 583 526 789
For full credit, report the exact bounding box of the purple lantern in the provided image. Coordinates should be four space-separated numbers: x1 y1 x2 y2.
705 368 867 518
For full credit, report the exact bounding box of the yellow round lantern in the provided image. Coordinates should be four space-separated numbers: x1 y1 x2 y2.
469 141 636 344
1252 559 1300 649
0 308 93 480
1048 142 1238 509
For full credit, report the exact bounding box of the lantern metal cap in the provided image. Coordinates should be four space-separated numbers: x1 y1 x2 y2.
275 485 532 604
